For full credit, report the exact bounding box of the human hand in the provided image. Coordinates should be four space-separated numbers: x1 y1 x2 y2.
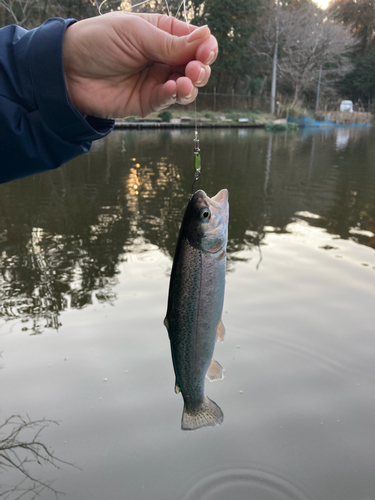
62 12 218 119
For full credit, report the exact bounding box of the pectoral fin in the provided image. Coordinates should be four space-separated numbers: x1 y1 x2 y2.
206 359 225 382
216 320 225 342
175 381 181 394
163 317 169 330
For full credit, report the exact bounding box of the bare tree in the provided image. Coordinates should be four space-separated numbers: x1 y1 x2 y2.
0 415 74 499
0 0 102 28
0 0 58 27
250 1 357 105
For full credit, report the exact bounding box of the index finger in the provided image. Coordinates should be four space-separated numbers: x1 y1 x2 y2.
126 12 199 37
135 13 218 64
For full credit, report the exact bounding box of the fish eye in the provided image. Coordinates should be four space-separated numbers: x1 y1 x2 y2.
199 207 211 221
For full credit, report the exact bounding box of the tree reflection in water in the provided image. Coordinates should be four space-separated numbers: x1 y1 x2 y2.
0 415 73 499
1 128 375 334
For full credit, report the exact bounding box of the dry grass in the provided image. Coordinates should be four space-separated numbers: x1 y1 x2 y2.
316 111 372 124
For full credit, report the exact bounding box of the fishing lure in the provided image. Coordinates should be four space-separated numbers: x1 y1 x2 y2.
192 130 201 192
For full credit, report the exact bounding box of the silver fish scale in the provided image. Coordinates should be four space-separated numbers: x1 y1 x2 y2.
165 189 228 430
166 237 225 412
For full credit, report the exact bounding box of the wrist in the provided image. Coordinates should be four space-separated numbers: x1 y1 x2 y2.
62 23 85 115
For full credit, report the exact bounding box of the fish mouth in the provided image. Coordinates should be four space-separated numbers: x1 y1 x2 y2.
189 189 229 254
194 189 229 228
211 189 228 206
210 189 229 225
200 189 229 253
194 189 229 212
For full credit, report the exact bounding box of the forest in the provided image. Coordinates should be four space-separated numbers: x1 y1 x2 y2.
1 0 374 111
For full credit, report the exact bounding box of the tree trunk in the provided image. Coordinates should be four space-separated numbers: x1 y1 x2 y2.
292 85 301 106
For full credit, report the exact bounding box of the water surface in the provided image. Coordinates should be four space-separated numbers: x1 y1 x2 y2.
1 126 375 500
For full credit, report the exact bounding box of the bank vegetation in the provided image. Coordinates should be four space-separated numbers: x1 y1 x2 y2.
1 0 374 114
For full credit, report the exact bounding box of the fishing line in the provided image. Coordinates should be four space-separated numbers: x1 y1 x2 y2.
191 99 201 193
182 0 188 24
165 0 170 18
99 0 179 18
97 0 201 193
175 0 184 18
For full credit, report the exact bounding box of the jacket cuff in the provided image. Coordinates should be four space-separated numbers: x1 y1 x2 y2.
28 18 114 142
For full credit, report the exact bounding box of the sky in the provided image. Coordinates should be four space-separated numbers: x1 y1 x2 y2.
313 0 330 9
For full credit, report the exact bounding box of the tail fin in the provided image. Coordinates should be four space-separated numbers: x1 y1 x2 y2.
181 397 224 431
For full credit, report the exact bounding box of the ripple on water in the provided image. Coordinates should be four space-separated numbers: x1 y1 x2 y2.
180 466 314 500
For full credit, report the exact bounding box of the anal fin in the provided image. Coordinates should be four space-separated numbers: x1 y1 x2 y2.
206 359 225 382
216 320 225 342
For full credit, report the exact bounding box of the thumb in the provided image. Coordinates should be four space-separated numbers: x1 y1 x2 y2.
139 23 211 67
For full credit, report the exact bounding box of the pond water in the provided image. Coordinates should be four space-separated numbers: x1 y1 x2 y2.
1 125 375 500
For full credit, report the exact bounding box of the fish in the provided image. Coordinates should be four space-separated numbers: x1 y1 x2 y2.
164 189 229 431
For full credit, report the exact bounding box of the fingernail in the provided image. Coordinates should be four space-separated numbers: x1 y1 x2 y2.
187 25 210 43
205 51 216 65
196 68 205 86
185 88 194 100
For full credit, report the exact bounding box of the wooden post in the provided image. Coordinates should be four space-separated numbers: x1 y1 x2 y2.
315 65 322 112
270 0 280 114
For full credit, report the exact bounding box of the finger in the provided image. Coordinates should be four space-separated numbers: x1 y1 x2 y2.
175 76 198 105
127 13 197 37
195 35 218 65
128 17 212 67
149 79 177 113
167 62 210 86
146 16 218 64
169 72 184 82
185 61 211 87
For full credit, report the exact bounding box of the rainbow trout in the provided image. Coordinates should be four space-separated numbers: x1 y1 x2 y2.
164 189 229 430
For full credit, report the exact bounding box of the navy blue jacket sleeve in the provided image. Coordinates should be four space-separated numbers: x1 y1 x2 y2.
0 18 115 183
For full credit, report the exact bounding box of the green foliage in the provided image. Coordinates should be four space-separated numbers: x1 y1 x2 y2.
1 0 370 108
158 110 172 122
244 76 265 96
286 104 312 118
265 122 298 131
329 0 375 52
341 50 375 98
330 0 375 102
191 0 263 93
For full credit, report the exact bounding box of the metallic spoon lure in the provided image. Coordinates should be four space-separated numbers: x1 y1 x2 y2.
192 130 201 193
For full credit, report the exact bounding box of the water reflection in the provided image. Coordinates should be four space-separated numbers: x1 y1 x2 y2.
0 415 69 498
0 128 375 333
180 464 312 500
336 128 350 151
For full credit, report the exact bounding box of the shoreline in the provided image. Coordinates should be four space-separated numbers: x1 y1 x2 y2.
114 121 266 129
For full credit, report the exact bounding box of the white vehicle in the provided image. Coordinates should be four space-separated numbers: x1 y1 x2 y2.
340 100 353 112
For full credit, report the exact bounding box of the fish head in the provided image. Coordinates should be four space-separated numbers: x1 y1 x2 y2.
183 189 229 254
